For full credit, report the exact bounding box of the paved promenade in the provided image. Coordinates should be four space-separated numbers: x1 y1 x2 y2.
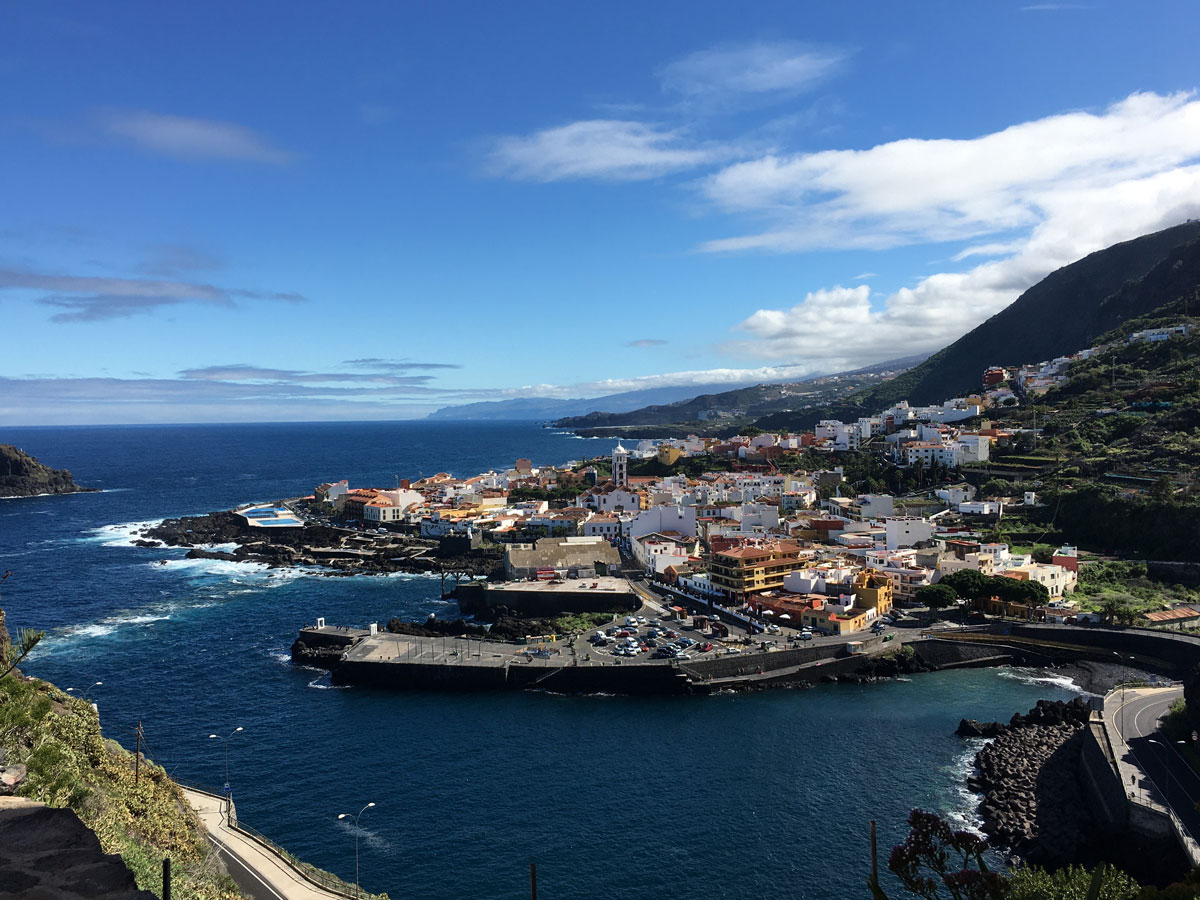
184 788 355 900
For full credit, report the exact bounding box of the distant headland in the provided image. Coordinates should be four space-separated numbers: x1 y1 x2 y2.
0 444 95 499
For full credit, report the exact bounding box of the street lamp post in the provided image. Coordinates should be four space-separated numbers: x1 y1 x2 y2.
66 681 103 714
208 727 243 824
337 802 375 898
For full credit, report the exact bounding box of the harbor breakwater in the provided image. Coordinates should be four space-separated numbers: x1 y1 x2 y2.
292 627 1033 696
293 620 1200 697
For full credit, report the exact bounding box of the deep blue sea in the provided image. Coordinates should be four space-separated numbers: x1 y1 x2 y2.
0 421 1080 900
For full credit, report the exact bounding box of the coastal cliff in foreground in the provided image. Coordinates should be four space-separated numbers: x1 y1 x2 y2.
0 444 94 498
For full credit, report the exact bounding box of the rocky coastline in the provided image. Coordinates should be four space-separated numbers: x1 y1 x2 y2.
958 698 1093 866
956 696 1186 884
138 510 504 577
0 444 95 499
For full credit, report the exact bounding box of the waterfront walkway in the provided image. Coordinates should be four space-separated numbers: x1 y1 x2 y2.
184 787 357 900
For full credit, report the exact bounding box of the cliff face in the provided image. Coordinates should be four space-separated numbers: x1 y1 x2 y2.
0 444 93 498
0 798 158 900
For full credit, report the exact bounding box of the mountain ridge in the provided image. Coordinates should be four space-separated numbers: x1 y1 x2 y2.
551 353 928 430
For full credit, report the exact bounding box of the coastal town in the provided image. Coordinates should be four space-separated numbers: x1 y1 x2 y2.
272 376 1099 638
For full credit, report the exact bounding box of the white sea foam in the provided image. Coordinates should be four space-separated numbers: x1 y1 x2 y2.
85 519 166 548
44 610 173 652
154 557 270 578
998 667 1090 695
119 614 171 626
70 623 118 639
196 541 240 552
307 674 348 690
942 738 989 835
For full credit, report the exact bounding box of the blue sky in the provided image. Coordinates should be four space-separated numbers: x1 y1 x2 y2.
3 1 1200 424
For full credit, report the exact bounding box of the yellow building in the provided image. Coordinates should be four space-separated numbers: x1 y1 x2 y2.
796 570 893 634
852 570 893 616
801 605 873 635
656 445 683 466
709 541 809 599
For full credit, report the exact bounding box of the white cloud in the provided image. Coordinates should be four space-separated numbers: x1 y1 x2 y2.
699 92 1200 253
724 163 1200 364
100 110 294 164
687 91 1200 368
486 119 729 182
658 41 848 101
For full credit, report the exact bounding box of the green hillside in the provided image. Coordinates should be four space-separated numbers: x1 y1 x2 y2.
976 298 1200 560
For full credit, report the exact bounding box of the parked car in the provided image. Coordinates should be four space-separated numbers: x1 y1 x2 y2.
675 653 691 661
766 623 781 634
698 642 714 652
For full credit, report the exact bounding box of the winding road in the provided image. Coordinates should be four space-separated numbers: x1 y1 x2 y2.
1111 686 1200 844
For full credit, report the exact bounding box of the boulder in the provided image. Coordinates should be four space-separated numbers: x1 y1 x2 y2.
0 763 28 795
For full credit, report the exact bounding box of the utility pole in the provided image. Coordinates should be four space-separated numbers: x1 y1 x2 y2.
135 722 142 787
530 861 538 900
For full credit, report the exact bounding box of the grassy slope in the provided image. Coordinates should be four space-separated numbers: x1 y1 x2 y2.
1 669 390 900
1 673 242 900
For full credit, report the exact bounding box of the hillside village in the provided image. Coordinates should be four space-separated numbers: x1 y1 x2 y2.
282 319 1194 639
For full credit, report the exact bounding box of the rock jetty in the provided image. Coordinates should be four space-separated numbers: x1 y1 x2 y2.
958 698 1093 866
834 647 932 683
0 444 94 498
141 510 503 577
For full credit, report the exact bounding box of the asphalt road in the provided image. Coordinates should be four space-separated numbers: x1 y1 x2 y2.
1115 687 1200 843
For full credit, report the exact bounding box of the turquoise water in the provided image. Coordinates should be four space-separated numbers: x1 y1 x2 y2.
0 422 1080 899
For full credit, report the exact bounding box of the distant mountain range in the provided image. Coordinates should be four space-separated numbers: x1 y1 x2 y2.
431 221 1200 433
427 382 766 421
550 354 928 430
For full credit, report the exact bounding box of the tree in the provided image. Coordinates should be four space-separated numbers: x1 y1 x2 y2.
874 809 1007 900
939 570 990 602
0 572 43 681
1100 594 1136 626
916 583 958 612
1151 475 1177 504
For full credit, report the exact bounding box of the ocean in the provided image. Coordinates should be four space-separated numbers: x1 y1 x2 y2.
0 421 1081 900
